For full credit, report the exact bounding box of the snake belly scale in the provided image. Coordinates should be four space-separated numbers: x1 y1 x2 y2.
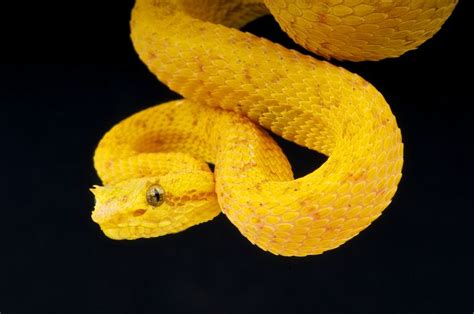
91 0 457 256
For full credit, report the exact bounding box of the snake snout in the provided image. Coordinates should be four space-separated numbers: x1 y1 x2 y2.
90 185 126 224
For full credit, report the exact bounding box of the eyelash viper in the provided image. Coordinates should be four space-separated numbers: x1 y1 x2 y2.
91 0 457 256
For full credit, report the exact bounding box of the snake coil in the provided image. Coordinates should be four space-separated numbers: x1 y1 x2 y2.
91 0 457 256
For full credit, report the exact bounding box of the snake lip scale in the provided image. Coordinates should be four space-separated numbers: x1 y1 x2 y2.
91 0 457 256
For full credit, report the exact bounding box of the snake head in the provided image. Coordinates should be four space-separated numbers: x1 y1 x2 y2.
90 170 220 240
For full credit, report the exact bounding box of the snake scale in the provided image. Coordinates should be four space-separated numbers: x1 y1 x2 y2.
91 0 457 256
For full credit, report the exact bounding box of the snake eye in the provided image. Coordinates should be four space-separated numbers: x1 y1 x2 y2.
146 184 165 207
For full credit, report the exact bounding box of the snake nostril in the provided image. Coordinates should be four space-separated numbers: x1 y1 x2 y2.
133 209 147 217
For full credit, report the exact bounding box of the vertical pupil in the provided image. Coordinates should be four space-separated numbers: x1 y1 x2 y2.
152 189 160 201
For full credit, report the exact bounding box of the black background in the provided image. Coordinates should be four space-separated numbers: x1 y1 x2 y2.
1 1 472 313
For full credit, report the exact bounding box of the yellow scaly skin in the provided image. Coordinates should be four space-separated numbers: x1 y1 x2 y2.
264 0 458 61
91 0 456 256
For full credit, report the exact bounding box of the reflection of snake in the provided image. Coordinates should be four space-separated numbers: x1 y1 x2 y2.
91 0 457 256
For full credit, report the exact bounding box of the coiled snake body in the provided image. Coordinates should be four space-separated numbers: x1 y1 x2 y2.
91 0 457 256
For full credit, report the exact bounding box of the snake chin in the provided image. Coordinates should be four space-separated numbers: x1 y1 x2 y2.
101 225 184 240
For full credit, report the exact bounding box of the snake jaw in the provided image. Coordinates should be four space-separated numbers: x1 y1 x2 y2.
90 182 160 238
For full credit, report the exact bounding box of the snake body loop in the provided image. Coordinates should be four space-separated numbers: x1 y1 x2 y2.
91 0 456 256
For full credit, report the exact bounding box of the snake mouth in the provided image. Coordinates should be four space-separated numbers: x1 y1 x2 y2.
101 225 161 240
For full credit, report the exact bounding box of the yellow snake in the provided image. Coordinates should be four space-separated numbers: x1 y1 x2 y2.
90 0 457 256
